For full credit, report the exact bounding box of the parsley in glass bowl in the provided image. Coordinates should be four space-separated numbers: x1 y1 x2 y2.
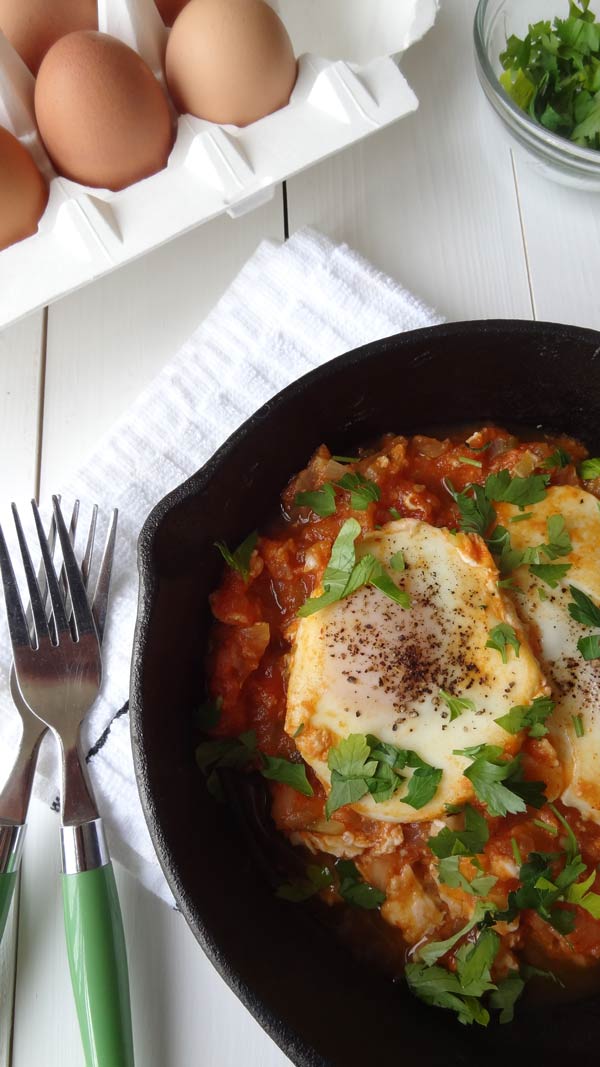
474 0 600 189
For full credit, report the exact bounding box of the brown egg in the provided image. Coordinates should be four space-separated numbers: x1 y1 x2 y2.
0 126 48 251
0 0 97 75
165 0 297 127
155 0 189 27
35 31 174 191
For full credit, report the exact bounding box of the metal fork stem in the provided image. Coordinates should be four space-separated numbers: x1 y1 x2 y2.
0 704 45 825
60 736 98 827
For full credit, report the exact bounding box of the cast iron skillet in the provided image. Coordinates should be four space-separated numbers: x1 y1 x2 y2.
131 320 600 1067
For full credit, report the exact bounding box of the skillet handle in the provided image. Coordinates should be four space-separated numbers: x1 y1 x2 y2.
61 819 134 1067
0 824 25 943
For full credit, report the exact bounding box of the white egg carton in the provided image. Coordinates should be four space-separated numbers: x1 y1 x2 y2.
0 0 438 329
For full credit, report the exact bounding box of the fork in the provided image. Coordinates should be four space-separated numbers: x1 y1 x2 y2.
0 502 107 944
0 498 134 1067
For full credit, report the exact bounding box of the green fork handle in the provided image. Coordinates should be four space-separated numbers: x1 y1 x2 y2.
61 821 134 1067
0 824 25 944
0 870 18 943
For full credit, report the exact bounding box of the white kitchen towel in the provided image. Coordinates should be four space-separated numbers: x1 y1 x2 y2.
0 227 443 906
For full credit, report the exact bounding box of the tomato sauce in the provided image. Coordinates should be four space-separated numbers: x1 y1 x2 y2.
206 424 600 988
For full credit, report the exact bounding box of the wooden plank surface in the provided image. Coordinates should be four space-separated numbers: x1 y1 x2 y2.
6 0 600 1065
39 193 285 496
0 310 45 1067
285 0 533 323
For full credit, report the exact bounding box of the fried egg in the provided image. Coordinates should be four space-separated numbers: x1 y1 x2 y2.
286 519 547 822
497 485 600 822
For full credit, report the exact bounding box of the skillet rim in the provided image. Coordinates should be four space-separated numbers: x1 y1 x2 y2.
130 317 600 1065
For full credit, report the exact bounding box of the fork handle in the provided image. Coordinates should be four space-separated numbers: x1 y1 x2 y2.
61 820 134 1067
0 824 25 943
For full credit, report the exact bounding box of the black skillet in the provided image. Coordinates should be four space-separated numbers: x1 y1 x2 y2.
130 320 600 1066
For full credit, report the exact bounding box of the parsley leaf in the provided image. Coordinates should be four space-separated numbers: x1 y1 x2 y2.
325 733 441 817
445 479 495 537
530 562 572 588
572 713 585 737
568 584 600 627
428 804 489 858
336 859 386 909
485 470 549 509
578 634 600 659
489 974 525 1023
580 457 600 479
390 550 405 572
418 901 494 966
544 514 573 558
455 927 500 996
439 689 476 722
298 519 410 617
336 472 380 510
438 856 497 897
294 483 337 517
196 730 258 799
260 755 314 797
455 745 546 817
276 865 334 902
542 448 571 469
214 530 258 582
370 566 411 608
405 962 491 1027
485 623 520 663
495 695 555 738
404 761 443 809
195 695 222 730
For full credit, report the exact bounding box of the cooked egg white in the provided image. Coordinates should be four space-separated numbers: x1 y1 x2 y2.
286 519 547 822
497 485 600 822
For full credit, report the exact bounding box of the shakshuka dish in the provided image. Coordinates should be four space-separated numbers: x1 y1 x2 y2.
199 425 600 1026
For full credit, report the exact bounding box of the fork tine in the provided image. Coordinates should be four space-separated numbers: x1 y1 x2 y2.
11 504 50 646
0 523 30 649
91 509 117 644
52 497 95 640
81 505 98 592
31 500 69 636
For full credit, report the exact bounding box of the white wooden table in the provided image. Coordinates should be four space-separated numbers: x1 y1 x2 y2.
1 1 600 1063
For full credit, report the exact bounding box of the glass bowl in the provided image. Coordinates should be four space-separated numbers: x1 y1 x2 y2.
474 0 600 190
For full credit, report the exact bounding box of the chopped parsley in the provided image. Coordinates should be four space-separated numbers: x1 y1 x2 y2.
484 470 549 510
438 689 476 722
485 623 520 663
417 900 494 967
530 562 572 588
438 856 497 898
454 744 546 817
500 2 600 151
294 483 337 517
445 479 495 537
542 448 571 470
260 755 314 797
581 457 600 479
325 733 442 818
390 550 405 572
195 694 222 730
428 804 489 858
578 634 600 660
568 585 600 659
331 455 360 463
276 859 385 910
389 507 401 520
568 584 600 627
336 471 380 510
298 518 410 617
196 730 313 800
495 695 555 738
488 974 525 1024
458 456 483 468
572 713 585 737
214 530 258 582
276 865 333 902
336 859 386 909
